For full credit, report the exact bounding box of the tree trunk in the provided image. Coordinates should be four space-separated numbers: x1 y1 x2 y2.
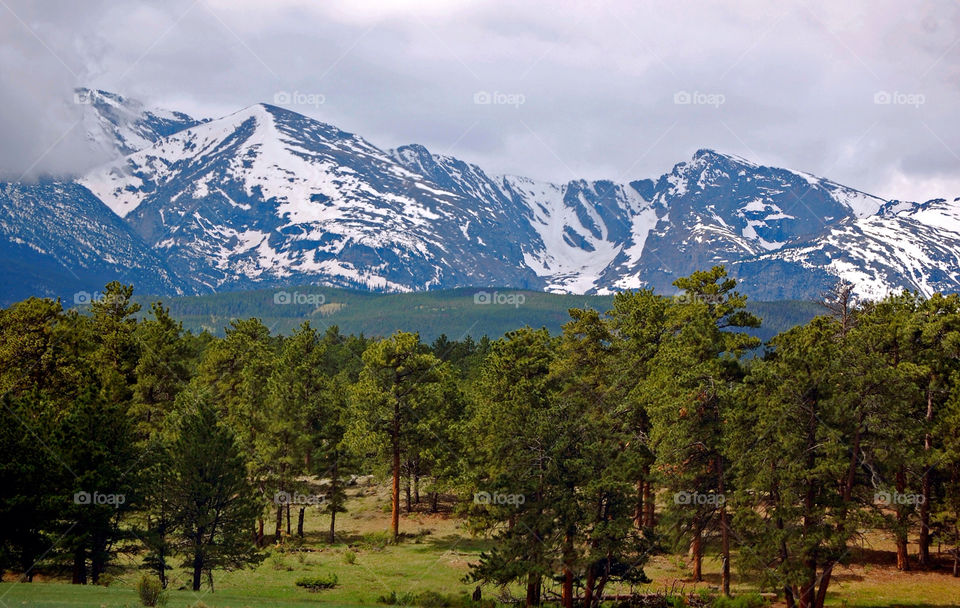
896 536 910 571
585 563 596 608
525 573 541 607
257 517 264 547
799 568 816 608
784 586 796 608
814 564 833 608
286 502 292 537
561 566 573 608
405 480 412 513
690 525 703 582
562 532 574 608
643 477 655 527
431 491 439 513
391 410 401 542
896 468 909 571
297 507 305 537
634 479 644 528
192 552 203 591
718 455 731 596
72 546 86 584
158 550 166 588
414 473 420 504
329 458 339 542
275 503 283 544
919 380 934 567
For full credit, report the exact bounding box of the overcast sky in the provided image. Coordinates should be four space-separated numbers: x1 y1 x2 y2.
2 0 959 202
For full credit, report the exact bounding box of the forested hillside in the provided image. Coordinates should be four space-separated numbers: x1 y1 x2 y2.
126 286 821 343
2 267 959 608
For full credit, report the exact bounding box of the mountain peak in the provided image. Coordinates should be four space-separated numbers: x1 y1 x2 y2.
691 148 759 168
76 87 203 157
17 89 958 305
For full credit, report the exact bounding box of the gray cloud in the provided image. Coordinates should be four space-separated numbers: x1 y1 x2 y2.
2 0 959 201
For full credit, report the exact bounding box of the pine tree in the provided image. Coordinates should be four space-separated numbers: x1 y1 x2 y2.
646 267 758 593
168 387 263 591
194 318 276 542
730 316 891 608
130 302 192 441
607 289 671 531
347 331 446 542
465 327 559 607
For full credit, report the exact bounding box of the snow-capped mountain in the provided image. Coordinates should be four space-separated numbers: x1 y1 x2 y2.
0 89 957 305
0 181 184 303
81 104 541 292
732 197 960 300
77 88 204 157
591 149 888 294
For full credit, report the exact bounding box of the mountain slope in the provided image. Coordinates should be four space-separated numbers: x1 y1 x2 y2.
77 88 204 157
732 197 960 300
81 104 542 292
593 150 886 294
3 90 954 304
0 181 186 304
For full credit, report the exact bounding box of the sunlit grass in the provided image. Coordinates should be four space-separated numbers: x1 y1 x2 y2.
3 483 960 608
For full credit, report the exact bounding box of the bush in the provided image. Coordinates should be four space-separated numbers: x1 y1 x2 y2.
344 550 357 564
362 531 393 550
415 590 451 608
378 591 415 605
295 574 339 591
135 574 167 607
712 594 767 608
269 552 293 571
666 595 688 608
377 590 481 608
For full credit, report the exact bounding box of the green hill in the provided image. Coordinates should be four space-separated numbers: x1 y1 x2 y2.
132 286 823 342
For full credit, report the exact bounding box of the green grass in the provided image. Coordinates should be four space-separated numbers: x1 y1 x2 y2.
6 483 959 608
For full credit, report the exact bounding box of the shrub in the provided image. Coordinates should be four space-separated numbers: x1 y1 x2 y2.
269 552 293 571
377 590 477 608
135 574 166 607
344 550 357 564
378 591 414 605
666 595 688 608
362 531 393 550
296 573 339 591
712 594 767 608
414 590 450 608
